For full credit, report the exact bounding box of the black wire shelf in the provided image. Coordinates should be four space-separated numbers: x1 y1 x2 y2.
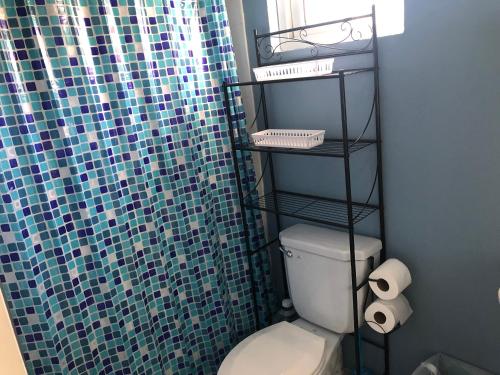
224 67 374 87
236 138 375 158
244 190 378 229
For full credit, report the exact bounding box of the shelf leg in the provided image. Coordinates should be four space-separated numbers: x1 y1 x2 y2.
372 5 390 374
339 72 362 375
223 83 260 331
260 84 289 302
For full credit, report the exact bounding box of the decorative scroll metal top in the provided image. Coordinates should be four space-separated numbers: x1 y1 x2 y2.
255 14 375 66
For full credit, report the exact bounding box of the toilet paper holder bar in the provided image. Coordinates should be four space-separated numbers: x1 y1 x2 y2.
363 321 402 335
356 277 382 291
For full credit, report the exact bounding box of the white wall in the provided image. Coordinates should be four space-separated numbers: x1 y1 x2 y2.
0 288 26 375
225 0 255 124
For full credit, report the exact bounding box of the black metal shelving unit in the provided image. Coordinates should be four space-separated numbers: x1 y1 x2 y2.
223 6 389 374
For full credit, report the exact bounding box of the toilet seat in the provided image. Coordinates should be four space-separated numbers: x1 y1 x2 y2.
218 321 327 375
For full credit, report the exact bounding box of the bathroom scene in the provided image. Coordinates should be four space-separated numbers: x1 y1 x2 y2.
0 0 498 374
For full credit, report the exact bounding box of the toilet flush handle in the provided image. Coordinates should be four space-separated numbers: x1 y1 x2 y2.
279 246 293 257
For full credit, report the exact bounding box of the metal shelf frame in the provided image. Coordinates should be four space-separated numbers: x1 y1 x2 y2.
235 138 376 158
244 190 378 229
222 6 389 375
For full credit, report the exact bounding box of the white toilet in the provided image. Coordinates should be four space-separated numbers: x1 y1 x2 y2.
218 224 382 375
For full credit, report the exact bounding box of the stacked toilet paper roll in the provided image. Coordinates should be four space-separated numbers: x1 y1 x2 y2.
364 258 413 334
364 295 413 334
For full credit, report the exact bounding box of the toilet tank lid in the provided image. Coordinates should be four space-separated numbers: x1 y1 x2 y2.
279 224 382 261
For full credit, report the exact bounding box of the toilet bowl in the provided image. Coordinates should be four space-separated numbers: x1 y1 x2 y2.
218 319 343 375
218 224 382 375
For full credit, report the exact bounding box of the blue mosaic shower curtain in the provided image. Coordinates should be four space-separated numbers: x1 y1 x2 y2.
0 0 272 374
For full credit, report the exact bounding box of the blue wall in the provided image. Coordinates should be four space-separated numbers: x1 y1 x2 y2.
240 0 500 373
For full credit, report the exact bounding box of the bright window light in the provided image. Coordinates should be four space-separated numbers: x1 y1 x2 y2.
267 0 404 51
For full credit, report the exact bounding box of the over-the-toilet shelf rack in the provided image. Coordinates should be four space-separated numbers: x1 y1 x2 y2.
223 6 390 375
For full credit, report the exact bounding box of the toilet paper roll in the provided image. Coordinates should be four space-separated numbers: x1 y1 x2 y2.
364 295 413 334
368 258 412 300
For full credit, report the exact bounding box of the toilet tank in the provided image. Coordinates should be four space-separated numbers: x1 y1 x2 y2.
280 224 382 334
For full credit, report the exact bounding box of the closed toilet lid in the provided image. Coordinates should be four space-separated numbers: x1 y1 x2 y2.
218 321 326 375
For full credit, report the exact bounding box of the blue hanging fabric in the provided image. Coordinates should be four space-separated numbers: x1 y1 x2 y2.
0 0 273 373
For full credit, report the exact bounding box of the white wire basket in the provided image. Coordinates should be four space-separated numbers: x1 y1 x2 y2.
250 129 325 149
253 58 335 81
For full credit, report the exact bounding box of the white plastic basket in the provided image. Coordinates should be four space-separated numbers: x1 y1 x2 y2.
251 129 325 149
253 58 335 81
